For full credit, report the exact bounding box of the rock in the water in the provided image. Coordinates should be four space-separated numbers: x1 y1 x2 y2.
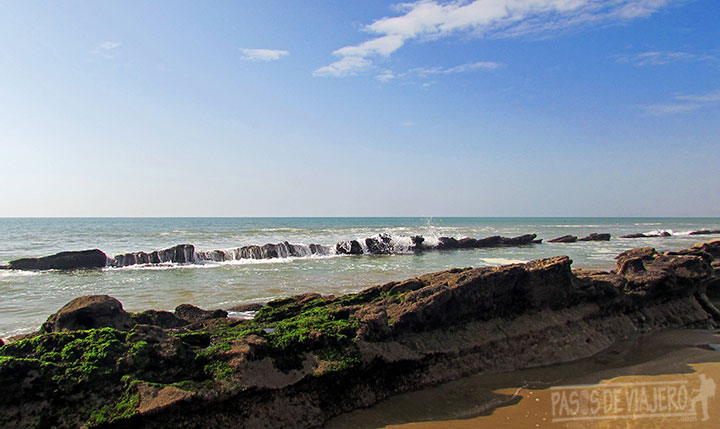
410 236 426 252
457 237 478 248
111 244 195 267
41 295 132 333
9 249 108 271
500 234 537 246
175 304 228 324
475 236 502 247
436 237 460 250
579 233 611 242
365 234 393 254
131 310 186 329
620 233 648 238
548 235 578 243
335 240 363 255
689 230 720 236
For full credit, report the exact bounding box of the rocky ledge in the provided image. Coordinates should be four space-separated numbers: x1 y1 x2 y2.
1 239 719 428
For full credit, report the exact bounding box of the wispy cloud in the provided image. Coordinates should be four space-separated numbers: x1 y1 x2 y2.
239 48 289 62
316 0 675 77
92 41 121 59
642 90 720 116
401 121 415 126
375 60 502 82
616 51 716 66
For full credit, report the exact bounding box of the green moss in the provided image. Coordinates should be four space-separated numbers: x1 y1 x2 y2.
315 346 362 373
86 388 140 427
203 360 233 379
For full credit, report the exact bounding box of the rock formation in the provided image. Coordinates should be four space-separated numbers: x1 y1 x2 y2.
578 233 611 241
8 249 108 270
548 235 577 243
1 239 719 428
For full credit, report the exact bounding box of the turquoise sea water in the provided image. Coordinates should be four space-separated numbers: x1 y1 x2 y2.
1 217 719 338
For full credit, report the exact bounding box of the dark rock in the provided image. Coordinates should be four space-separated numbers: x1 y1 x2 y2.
335 240 363 255
457 237 478 248
365 234 393 254
579 233 611 242
9 249 108 271
175 304 228 324
548 235 578 243
620 233 648 238
436 237 459 250
615 247 713 300
309 244 331 255
261 244 279 259
111 244 195 267
0 265 9 270
475 236 502 247
689 230 720 236
410 236 426 252
660 231 672 237
41 295 132 333
240 245 262 259
227 302 265 312
500 234 537 246
132 310 186 329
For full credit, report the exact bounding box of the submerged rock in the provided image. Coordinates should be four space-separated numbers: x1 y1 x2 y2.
579 233 611 241
548 235 578 243
689 229 720 236
9 249 108 270
41 295 132 333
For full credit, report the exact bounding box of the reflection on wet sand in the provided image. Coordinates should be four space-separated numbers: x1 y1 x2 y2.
325 329 720 429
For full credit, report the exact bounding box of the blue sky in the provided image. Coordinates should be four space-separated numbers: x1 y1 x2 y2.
0 0 718 216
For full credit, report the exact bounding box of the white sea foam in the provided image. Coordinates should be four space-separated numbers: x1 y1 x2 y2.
227 310 257 320
0 270 42 278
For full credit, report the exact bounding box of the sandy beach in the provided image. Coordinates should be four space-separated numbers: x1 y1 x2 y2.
327 329 720 428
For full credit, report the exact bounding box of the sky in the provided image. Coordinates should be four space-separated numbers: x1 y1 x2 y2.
0 0 718 217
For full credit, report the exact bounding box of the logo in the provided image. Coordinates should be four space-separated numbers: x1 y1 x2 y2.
550 373 716 423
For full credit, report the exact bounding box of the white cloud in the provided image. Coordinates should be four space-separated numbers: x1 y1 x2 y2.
642 90 720 116
316 0 674 77
401 121 416 126
93 41 121 58
239 48 289 62
616 51 716 66
99 41 121 51
376 60 501 84
376 70 396 81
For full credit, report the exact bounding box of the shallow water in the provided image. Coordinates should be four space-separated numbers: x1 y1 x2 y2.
327 329 720 428
1 217 719 338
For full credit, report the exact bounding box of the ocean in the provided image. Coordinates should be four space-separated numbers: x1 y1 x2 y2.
1 217 719 338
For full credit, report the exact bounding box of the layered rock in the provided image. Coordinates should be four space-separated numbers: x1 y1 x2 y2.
2 240 719 428
548 235 577 243
8 249 108 271
579 233 611 241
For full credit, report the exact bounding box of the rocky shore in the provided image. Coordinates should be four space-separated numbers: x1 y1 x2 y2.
2 228 718 272
1 239 719 428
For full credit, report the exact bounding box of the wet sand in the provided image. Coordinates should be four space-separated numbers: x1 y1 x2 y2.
325 329 720 428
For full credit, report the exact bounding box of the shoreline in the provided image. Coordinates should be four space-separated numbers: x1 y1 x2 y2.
328 328 720 428
0 238 719 427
